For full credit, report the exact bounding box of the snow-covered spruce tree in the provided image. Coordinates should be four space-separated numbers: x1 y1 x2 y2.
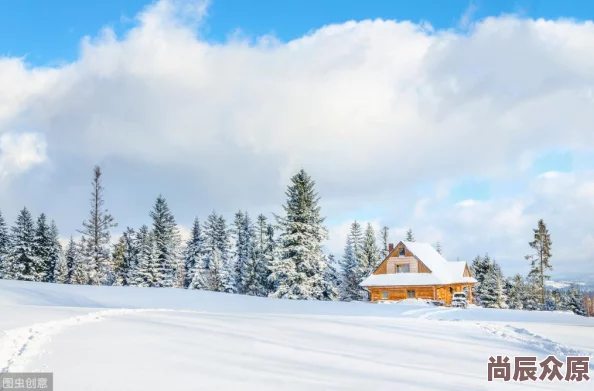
563 284 588 316
261 218 277 295
47 221 63 283
112 236 127 286
340 221 365 301
78 166 117 285
248 214 273 296
480 261 508 309
0 209 10 278
5 207 38 281
132 225 159 287
199 211 234 292
378 226 390 260
322 253 340 301
506 274 526 310
405 228 415 242
232 211 256 294
184 218 205 289
525 219 552 307
54 255 69 283
32 214 53 282
121 227 139 286
470 254 492 306
361 223 380 277
269 169 330 300
522 276 541 311
149 195 183 288
63 237 79 284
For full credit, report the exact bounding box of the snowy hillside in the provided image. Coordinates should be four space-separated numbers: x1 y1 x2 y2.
1 279 593 390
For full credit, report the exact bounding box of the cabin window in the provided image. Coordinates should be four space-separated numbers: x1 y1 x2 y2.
382 291 389 299
407 290 416 298
398 247 405 257
396 264 410 273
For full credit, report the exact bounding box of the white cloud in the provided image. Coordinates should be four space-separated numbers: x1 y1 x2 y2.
0 0 593 278
0 132 47 182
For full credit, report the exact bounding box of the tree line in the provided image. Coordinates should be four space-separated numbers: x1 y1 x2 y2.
0 166 589 316
469 219 588 316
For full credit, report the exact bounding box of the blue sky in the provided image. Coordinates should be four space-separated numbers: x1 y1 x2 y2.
2 0 594 65
1 0 594 278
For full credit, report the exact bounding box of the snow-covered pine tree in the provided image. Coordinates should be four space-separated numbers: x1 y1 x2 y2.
361 223 380 277
112 235 127 286
480 261 508 308
378 226 390 260
563 284 588 316
0 209 9 279
269 169 330 300
232 211 256 294
405 228 415 242
5 208 38 281
322 253 340 301
200 211 234 292
184 218 205 289
63 236 78 284
199 248 230 292
249 214 271 296
470 254 491 305
522 276 541 311
132 225 159 287
149 195 183 288
48 221 63 283
33 214 53 282
340 221 364 301
69 237 88 285
78 166 117 285
121 227 138 285
506 274 526 310
525 219 552 307
54 255 69 283
261 219 277 295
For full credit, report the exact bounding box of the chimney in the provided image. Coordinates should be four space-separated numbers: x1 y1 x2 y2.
388 243 394 252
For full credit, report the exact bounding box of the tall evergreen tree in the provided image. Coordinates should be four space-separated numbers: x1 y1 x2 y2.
361 223 380 276
0 210 10 278
78 166 117 285
184 218 205 289
54 255 69 283
405 228 415 242
525 219 552 306
149 195 183 288
269 169 330 300
5 208 38 281
112 236 127 286
470 254 491 305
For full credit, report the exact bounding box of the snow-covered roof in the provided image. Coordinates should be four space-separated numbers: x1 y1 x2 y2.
360 241 477 287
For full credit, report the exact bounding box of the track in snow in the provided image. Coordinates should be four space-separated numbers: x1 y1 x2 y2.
477 322 594 368
0 308 204 373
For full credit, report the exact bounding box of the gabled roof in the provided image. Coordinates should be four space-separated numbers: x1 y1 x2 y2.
360 241 477 287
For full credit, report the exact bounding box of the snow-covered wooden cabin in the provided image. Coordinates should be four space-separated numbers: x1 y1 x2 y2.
359 241 477 306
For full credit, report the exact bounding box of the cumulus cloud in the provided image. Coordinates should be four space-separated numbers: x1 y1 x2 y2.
0 0 593 277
